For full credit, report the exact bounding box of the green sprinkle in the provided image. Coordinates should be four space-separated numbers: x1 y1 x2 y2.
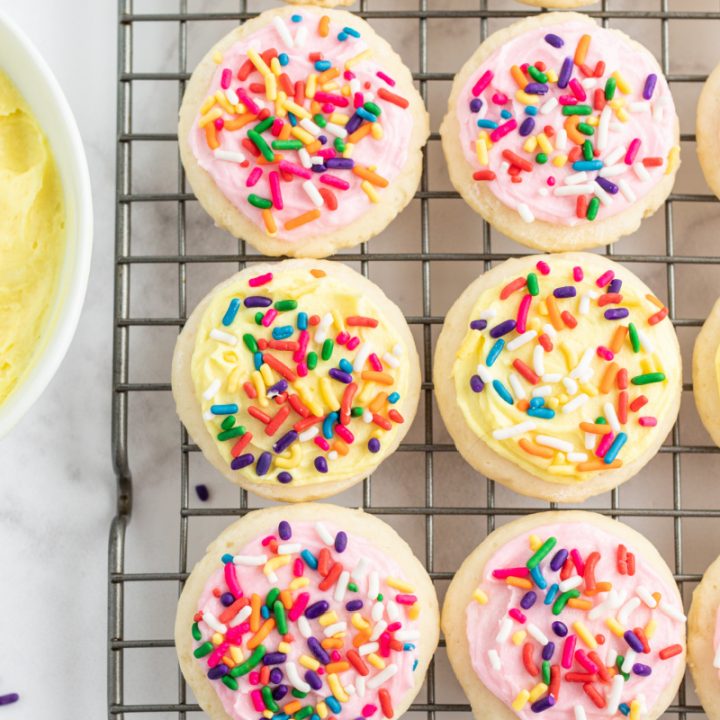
605 76 617 101
294 706 314 720
527 65 548 83
266 587 280 608
248 193 273 210
552 588 580 615
274 299 298 311
274 599 288 635
561 104 592 116
526 536 557 570
291 690 309 699
191 622 202 641
347 582 358 592
222 675 239 691
313 113 327 128
536 152 548 164
307 351 318 370
582 140 594 161
577 122 594 136
350 407 364 417
243 333 259 353
221 415 236 430
629 322 640 352
321 339 334 361
193 641 213 658
254 312 263 325
542 660 551 685
253 116 274 134
596 416 607 425
230 645 266 677
377 593 383 601
586 196 600 221
616 655 630 680
262 685 279 712
217 426 246 441
248 130 275 162
364 101 381 117
334 137 346 154
527 272 540 296
631 372 666 385
272 139 303 150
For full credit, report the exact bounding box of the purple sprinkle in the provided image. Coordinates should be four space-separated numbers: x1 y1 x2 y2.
368 438 381 453
531 695 556 713
596 176 619 194
490 319 516 338
305 670 323 690
624 629 644 653
519 117 536 136
470 319 487 331
346 599 364 611
550 548 568 571
311 164 326 173
524 82 549 95
318 135 327 144
268 379 289 396
277 471 293 484
345 112 363 134
329 368 353 384
520 591 537 609
335 531 348 553
470 374 484 393
469 98 483 113
633 663 652 676
643 73 657 100
269 668 284 684
308 635 332 663
605 308 629 321
220 592 235 606
272 684 289 701
256 451 272 476
0 695 19 707
195 483 210 502
314 456 328 473
552 621 568 637
558 56 573 89
553 286 576 299
325 157 355 170
306 601 330 619
544 33 564 48
608 278 623 294
542 642 555 661
263 652 288 665
278 520 292 540
231 453 254 470
207 664 229 679
244 296 272 308
273 430 298 454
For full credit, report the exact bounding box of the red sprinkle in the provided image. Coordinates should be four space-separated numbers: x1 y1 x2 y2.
500 276 527 300
659 644 683 660
630 395 648 412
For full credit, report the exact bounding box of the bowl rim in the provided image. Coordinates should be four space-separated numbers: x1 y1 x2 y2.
0 10 94 440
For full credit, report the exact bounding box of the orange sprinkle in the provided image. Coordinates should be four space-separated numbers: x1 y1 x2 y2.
564 115 585 145
223 113 256 131
568 598 593 610
519 437 554 459
279 590 293 610
204 122 220 150
599 362 619 394
609 325 628 354
247 618 275 649
546 295 563 331
574 34 592 65
305 140 322 154
322 638 345 649
352 632 370 648
352 165 389 187
577 459 623 471
361 371 394 385
646 294 665 309
284 701 303 715
318 15 330 37
318 67 340 84
262 209 277 235
250 593 262 632
310 269 326 278
347 123 373 144
517 399 531 412
369 392 389 413
325 661 351 674
284 209 321 230
511 64 528 89
257 152 283 166
506 576 533 590
332 439 349 456
278 122 292 140
579 421 612 435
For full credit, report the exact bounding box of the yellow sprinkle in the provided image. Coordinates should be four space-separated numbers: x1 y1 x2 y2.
321 80 340 92
213 91 235 115
523 136 538 154
559 342 577 371
211 632 224 646
478 129 493 149
629 700 641 720
274 443 302 469
259 362 274 387
198 107 223 128
615 107 629 123
318 611 339 627
640 358 654 374
536 132 553 154
651 353 665 375
319 377 340 411
283 99 311 120
329 112 349 126
331 309 344 333
316 702 328 719
586 115 599 127
361 180 380 203
529 683 548 703
611 70 631 94
230 645 244 663
529 534 542 551
294 380 323 417
251 370 267 407
263 712 273 720
275 91 288 118
212 51 223 64
264 555 291 574
289 576 309 590
388 578 415 593
370 122 383 140
512 690 531 712
278 642 291 654
351 613 370 631
476 137 489 166
200 95 217 114
341 84 351 97
666 145 680 175
265 73 277 102
548 464 575 476
516 89 539 106
546 397 560 411
408 603 420 620
299 655 321 671
580 382 598 397
270 56 282 77
342 142 355 159
247 48 271 77
472 589 489 605
327 674 349 702
512 630 527 646
546 69 558 83
306 73 318 98
227 365 243 394
552 154 568 168
644 617 657 640
345 49 372 69
605 617 626 638
291 126 315 145
367 653 386 670
572 620 598 649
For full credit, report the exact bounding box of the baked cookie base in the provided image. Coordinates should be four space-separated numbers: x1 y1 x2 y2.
175 503 440 720
692 296 720 447
517 0 594 7
284 0 355 6
441 510 686 720
171 259 421 502
697 61 720 200
440 12 680 253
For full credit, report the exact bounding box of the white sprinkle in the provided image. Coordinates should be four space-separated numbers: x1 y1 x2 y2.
367 664 398 689
299 426 319 442
310 156 324 165
629 101 651 113
588 588 627 620
538 187 550 197
500 160 510 174
298 147 312 169
581 77 597 89
604 401 621 433
287 662 311 692
353 342 373 372
533 344 545 376
636 328 654 354
334 571 350 602
371 602 385 622
350 78 361 95
278 543 301 555
542 373 562 383
228 605 252 627
358 642 379 656
658 599 687 623
233 554 267 566
636 585 657 609
567 452 588 462
604 145 627 166
496 617 513 643
507 330 537 351
571 347 595 378
508 372 527 401
617 596 641 625
593 181 613 207
574 707 587 720
562 393 589 414
324 621 347 637
392 343 403 357
386 601 401 623
477 364 493 384
606 648 618 667
314 312 333 344
518 203 535 223
527 623 549 646
324 122 348 138
585 432 595 450
597 105 612 152
315 521 334 546
488 649 502 671
599 163 629 178
202 379 221 401
479 309 497 320
297 615 312 638
554 183 596 197
395 629 420 642
355 676 366 697
225 88 240 106
621 649 637 674
300 117 322 137
532 385 552 398
633 161 651 181
369 619 388 642
294 25 308 48
345 683 356 696
618 179 637 203
555 128 568 150
564 171 589 186
210 328 237 345
578 292 591 316
563 377 578 395
265 570 279 584
607 674 625 714
362 410 373 424
535 435 573 453
559 575 583 592
540 97 559 115
203 410 214 421
328 449 338 461
273 16 294 47
368 570 380 599
543 323 558 340
352 556 369 583
382 352 400 368
652 103 664 122
492 421 536 440
303 180 324 207
213 148 246 164
202 611 227 634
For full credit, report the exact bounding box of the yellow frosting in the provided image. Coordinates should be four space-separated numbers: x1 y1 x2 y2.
191 266 410 486
0 72 66 406
452 257 679 483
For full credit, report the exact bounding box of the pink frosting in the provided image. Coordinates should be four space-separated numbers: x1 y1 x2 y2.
192 520 421 719
190 12 412 240
455 21 677 225
466 521 685 719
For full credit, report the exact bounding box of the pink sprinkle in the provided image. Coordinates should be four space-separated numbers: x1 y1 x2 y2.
220 68 232 89
335 424 354 444
362 705 378 718
561 635 577 669
213 117 224 131
293 558 304 577
569 78 587 101
492 92 508 105
596 346 614 361
296 362 308 378
536 260 551 276
293 330 309 362
387 621 402 632
249 272 273 287
317 148 337 159
288 592 310 621
261 535 275 546
320 173 350 190
346 336 360 351
354 92 364 108
262 308 278 327
575 649 598 673
379 632 391 657
625 138 641 165
492 567 530 579
368 353 383 371
343 70 355 81
639 416 657 427
596 431 615 458
224 561 243 599
314 91 349 107
207 642 230 667
271 118 284 137
249 672 261 686
570 549 585 574
558 95 578 106
236 88 260 115
314 436 330 452
225 623 249 644
321 103 334 113
395 594 417 605
547 176 556 187
279 160 312 179
269 171 283 211
331 649 342 662
377 70 395 86
490 118 517 143
573 266 584 282
336 331 349 345
251 690 264 712
517 294 532 335
472 69 494 97
246 166 263 187
317 667 325 675
509 608 526 624
596 270 614 288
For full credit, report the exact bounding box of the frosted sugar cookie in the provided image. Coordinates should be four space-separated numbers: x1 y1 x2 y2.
175 503 439 720
179 5 428 258
692 296 720 447
442 510 686 720
441 13 680 252
172 259 420 502
697 61 720 200
434 253 681 502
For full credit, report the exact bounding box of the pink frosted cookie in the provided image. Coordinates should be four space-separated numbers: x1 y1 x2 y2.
441 13 680 252
179 5 428 258
175 504 439 720
442 511 686 720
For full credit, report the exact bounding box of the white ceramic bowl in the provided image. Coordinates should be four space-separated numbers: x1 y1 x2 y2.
0 10 93 438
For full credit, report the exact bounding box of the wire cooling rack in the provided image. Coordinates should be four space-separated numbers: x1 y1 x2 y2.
110 1 720 718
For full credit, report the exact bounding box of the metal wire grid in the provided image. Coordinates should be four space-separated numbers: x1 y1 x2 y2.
109 1 720 718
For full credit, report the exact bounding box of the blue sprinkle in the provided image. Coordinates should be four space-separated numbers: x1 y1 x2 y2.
301 549 318 570
297 311 308 330
221 553 233 564
403 643 416 651
278 53 289 66
500 108 512 119
211 404 238 415
529 397 545 409
291 14 302 22
337 32 348 41
477 118 499 129
343 26 360 38
412 659 419 671
388 392 400 404
222 298 241 326
314 60 332 72
604 431 627 464
530 565 547 590
572 160 603 171
322 412 338 440
528 408 556 420
544 583 559 605
525 105 538 116
325 697 341 713
486 338 505 367
356 107 377 122
253 352 263 370
272 325 294 340
261 605 270 619
619 704 631 717
492 379 513 405
339 358 353 374
287 112 297 127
